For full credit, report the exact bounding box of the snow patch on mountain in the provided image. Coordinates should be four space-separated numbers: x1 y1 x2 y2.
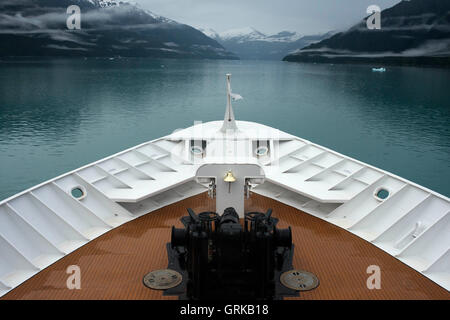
196 27 220 39
219 27 266 41
89 0 174 23
198 27 303 43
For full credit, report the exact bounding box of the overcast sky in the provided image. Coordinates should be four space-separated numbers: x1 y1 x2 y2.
136 0 401 35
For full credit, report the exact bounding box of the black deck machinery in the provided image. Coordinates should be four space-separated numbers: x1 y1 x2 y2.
162 207 298 300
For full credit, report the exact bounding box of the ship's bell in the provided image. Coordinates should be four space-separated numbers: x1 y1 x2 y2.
224 171 236 193
224 171 236 183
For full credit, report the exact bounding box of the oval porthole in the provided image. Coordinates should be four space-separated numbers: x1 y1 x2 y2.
255 146 269 157
375 188 389 200
71 186 86 200
190 146 203 155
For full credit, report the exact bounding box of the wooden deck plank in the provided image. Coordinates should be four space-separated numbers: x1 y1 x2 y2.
2 192 449 300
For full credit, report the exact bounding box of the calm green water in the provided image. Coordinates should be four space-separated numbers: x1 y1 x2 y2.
0 59 449 200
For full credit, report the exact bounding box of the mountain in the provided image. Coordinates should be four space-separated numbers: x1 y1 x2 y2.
196 27 221 40
219 27 274 43
283 0 450 66
0 0 238 59
197 27 332 60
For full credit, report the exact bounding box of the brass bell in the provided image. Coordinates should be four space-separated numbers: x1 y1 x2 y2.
224 171 236 183
224 171 236 193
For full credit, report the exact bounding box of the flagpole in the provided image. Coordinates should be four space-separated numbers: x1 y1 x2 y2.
221 74 238 132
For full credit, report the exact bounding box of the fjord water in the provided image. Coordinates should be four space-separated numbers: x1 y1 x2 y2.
0 59 449 200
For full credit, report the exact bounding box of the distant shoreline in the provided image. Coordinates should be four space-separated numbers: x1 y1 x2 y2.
0 55 239 61
283 55 450 68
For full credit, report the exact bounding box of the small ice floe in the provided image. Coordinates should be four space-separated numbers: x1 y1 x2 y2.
372 67 386 72
109 57 115 61
161 64 165 68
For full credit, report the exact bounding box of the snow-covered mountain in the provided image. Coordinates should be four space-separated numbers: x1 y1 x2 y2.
218 27 303 43
92 0 172 23
196 27 221 40
0 0 237 59
265 31 304 43
197 27 332 60
219 27 269 42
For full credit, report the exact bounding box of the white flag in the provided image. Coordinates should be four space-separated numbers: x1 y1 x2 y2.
230 92 243 101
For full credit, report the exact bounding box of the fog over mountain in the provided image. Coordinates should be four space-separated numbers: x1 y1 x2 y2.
0 0 238 59
284 0 450 66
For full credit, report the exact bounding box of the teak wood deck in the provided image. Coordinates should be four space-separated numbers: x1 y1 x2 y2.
2 193 449 300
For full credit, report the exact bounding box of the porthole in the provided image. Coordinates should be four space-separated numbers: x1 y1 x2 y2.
71 186 86 200
255 146 269 157
374 188 389 201
190 145 203 155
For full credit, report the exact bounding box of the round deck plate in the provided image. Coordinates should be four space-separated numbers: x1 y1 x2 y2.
280 270 319 291
143 269 182 290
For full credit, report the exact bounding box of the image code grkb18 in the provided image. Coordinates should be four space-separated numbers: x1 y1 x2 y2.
224 305 269 315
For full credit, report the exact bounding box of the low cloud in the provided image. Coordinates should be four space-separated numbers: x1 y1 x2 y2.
299 39 450 58
44 44 89 51
0 5 170 34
